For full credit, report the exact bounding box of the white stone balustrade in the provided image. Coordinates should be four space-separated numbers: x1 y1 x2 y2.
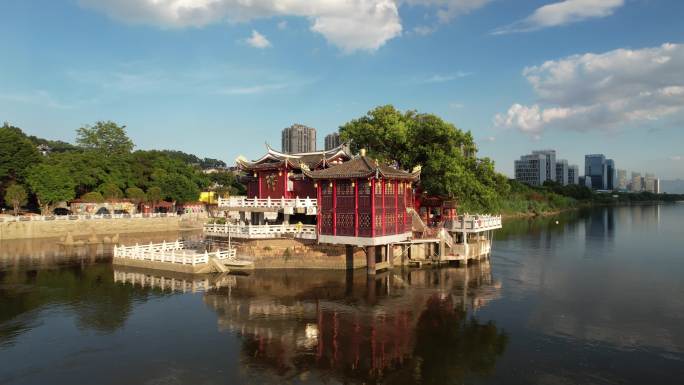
113 240 237 265
203 223 317 240
444 215 503 232
217 196 317 211
0 212 178 222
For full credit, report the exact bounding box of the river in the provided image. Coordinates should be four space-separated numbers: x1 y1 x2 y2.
1 204 683 384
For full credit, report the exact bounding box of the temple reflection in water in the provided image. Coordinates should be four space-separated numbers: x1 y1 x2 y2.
194 265 506 383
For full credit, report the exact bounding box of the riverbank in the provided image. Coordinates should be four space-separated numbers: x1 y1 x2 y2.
0 215 204 240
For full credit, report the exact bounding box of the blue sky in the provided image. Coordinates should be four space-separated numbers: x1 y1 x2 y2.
1 0 683 178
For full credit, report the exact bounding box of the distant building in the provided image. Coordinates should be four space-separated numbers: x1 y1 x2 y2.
282 124 316 154
643 173 658 193
630 172 642 192
324 132 341 151
37 144 51 156
555 159 569 185
654 179 660 194
580 176 592 189
568 165 579 185
605 159 616 190
515 153 548 186
617 169 628 190
532 150 556 182
585 154 615 190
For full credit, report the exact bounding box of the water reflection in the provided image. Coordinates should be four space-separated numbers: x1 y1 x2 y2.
0 230 202 270
203 265 507 383
0 265 154 347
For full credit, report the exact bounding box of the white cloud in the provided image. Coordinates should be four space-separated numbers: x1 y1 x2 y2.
411 25 436 36
78 1 497 52
493 0 624 34
0 90 74 109
79 0 403 53
414 71 471 84
403 0 492 23
670 155 683 161
217 83 287 95
482 136 496 142
449 102 464 109
495 43 684 137
245 30 271 48
277 20 288 30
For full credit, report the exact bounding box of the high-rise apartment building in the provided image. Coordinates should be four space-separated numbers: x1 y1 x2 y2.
630 172 642 192
514 153 548 186
282 124 316 154
644 173 657 193
605 159 616 190
555 159 569 185
324 132 341 150
532 150 556 182
568 165 579 185
617 169 628 190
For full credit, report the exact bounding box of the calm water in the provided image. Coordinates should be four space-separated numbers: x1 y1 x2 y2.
1 204 683 384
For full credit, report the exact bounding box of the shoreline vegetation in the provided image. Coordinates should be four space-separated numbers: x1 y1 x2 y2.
2 106 683 219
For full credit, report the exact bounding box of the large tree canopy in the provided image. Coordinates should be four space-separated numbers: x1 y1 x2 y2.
25 164 76 214
76 121 134 155
340 106 509 212
0 123 42 183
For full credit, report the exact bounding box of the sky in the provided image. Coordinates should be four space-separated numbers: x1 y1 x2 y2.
1 0 683 179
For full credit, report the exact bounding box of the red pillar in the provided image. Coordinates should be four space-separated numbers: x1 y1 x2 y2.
283 165 288 199
332 180 337 236
354 179 359 237
402 183 407 231
381 179 386 236
317 181 322 235
394 179 399 235
371 179 376 237
258 172 262 198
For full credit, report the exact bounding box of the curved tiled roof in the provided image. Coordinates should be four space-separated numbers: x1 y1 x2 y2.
237 143 352 171
302 156 420 181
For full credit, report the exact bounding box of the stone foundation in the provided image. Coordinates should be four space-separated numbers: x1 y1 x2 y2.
231 238 368 269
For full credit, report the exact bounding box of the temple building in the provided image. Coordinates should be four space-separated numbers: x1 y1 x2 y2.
204 144 501 274
301 153 419 246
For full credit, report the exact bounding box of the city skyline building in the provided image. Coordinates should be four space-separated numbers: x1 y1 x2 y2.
568 165 579 185
584 154 616 190
282 124 316 154
617 169 628 190
556 159 569 185
606 159 616 190
630 172 643 192
532 150 557 183
514 153 548 186
324 132 341 151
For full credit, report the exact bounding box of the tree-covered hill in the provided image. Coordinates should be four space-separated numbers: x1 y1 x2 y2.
0 121 242 214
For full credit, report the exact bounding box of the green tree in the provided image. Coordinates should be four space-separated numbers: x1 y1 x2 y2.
81 191 105 203
157 174 199 203
76 121 134 155
125 187 146 206
25 164 76 214
340 106 508 212
0 123 42 183
146 186 162 210
99 182 123 200
4 183 28 215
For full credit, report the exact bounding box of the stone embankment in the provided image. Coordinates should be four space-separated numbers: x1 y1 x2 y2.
0 215 204 241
